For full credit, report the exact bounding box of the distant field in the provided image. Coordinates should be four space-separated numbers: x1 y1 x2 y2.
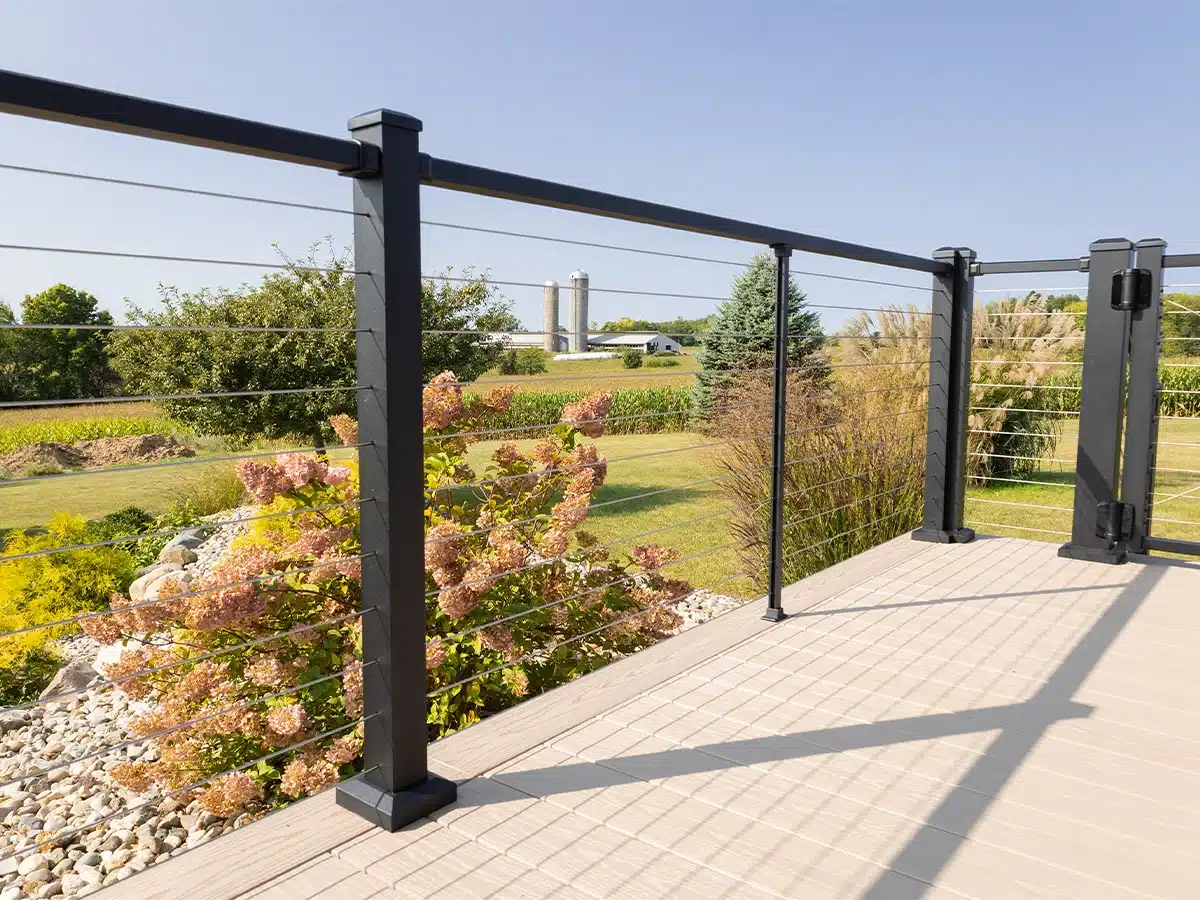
473 350 701 392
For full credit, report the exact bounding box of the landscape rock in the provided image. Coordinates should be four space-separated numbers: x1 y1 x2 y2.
156 546 197 566
37 662 98 703
126 565 182 604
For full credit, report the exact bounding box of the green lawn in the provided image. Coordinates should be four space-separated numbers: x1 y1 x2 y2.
464 432 761 600
964 418 1200 547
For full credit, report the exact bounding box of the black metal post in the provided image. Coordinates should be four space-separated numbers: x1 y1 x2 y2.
336 110 456 829
1059 238 1135 564
763 244 791 622
1122 238 1166 556
913 247 976 544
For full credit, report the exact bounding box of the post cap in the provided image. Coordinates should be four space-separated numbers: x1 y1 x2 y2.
1089 237 1133 252
1134 238 1167 249
932 247 977 261
347 109 423 133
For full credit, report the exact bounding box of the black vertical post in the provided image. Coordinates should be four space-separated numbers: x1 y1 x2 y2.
336 110 457 829
763 243 791 622
1059 238 1135 564
913 247 976 544
1121 238 1166 555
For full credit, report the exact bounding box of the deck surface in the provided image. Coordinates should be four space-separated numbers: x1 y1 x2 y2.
109 536 1200 899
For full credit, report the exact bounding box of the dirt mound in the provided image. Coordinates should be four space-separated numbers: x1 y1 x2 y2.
0 434 195 478
0 442 87 477
74 434 196 468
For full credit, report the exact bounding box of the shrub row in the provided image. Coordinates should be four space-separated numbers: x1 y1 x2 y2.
1034 364 1200 416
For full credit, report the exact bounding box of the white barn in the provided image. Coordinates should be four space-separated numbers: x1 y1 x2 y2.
585 332 682 354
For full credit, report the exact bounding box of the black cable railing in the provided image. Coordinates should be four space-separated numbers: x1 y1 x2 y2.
0 67 966 892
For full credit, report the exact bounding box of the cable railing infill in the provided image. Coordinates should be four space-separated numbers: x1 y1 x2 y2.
779 508 913 563
0 441 369 487
0 242 366 274
0 161 359 216
0 499 362 563
0 569 372 651
971 475 1074 489
0 322 362 333
427 554 763 699
965 497 1073 513
0 662 372 793
969 406 1080 416
0 385 367 410
423 430 925 545
0 719 370 865
428 407 928 494
965 520 1071 537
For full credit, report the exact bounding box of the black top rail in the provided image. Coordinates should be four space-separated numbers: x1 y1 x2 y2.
419 155 945 275
1162 253 1200 269
972 257 1089 275
0 68 378 175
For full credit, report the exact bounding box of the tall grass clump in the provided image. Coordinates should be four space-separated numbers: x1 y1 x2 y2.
710 369 925 587
835 297 1082 484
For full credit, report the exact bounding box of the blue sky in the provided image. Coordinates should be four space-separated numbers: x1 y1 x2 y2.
3 1 1199 332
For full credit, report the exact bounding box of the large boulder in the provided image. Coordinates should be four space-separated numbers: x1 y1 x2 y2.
37 659 99 701
127 564 183 603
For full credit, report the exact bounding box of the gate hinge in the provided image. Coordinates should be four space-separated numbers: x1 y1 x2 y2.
1095 501 1134 544
1111 268 1152 312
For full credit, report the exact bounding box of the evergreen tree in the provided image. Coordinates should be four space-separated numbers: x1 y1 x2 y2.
693 253 825 414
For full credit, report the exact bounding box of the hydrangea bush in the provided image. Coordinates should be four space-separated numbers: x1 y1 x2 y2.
92 373 689 818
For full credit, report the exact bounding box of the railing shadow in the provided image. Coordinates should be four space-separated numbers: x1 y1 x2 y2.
452 558 1165 897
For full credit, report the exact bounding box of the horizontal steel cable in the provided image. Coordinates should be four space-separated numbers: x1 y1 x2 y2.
973 475 1073 489
422 358 926 389
425 457 924 598
1159 388 1200 395
1153 489 1200 504
1150 514 1200 527
0 384 366 410
429 408 927 493
0 565 371 651
0 242 365 274
781 482 917 534
0 500 362 563
0 718 369 865
422 275 931 312
971 359 1082 366
780 508 911 562
965 497 1073 513
423 430 926 544
1160 362 1200 369
0 162 358 215
1158 414 1200 420
429 538 745 646
0 322 362 333
979 311 1079 317
965 520 1070 537
970 382 1080 391
0 441 369 487
427 560 761 698
1151 465 1200 475
976 335 1086 342
969 406 1079 416
967 428 1058 439
973 287 1087 294
426 385 926 443
421 221 931 292
1157 440 1200 449
968 451 1075 465
0 662 373 793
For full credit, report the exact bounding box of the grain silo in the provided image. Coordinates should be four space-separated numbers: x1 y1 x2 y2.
542 281 560 352
569 270 589 353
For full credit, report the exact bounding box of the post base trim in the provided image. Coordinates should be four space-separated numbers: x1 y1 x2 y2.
911 527 976 544
1057 543 1128 565
761 607 787 622
336 772 457 832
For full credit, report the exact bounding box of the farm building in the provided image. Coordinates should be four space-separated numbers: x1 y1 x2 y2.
585 332 682 354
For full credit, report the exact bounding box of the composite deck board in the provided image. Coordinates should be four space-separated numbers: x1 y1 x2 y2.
107 536 1199 898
